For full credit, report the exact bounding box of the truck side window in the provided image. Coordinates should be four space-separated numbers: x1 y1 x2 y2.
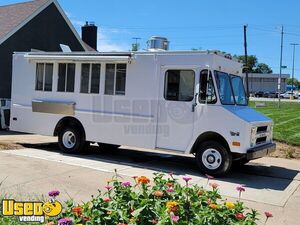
35 63 53 92
57 63 75 92
164 70 195 101
104 63 127 95
80 63 101 94
199 70 217 104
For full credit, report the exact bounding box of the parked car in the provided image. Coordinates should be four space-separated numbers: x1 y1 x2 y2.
280 91 299 99
262 92 276 98
254 91 264 97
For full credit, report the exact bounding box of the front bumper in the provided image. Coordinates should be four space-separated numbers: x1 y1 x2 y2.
247 143 276 160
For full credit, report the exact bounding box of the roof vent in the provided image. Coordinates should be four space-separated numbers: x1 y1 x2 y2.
147 36 169 51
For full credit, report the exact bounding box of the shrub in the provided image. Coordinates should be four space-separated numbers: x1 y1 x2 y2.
49 172 259 225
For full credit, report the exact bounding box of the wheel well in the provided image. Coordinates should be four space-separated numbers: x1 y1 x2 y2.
190 132 230 154
54 117 86 139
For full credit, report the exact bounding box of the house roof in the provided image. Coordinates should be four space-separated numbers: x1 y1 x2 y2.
0 0 88 50
0 0 50 40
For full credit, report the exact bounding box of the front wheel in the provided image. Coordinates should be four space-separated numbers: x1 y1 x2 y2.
58 127 86 153
195 141 232 176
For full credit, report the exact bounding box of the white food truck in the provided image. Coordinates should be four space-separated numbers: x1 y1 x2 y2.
10 50 276 175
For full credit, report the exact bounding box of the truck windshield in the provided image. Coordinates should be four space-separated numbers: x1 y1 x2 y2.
214 71 247 106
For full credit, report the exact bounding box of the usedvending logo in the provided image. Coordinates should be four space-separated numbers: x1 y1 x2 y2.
2 199 62 223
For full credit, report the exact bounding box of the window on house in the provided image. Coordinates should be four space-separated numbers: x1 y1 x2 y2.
57 63 76 92
35 63 53 91
164 70 195 101
104 64 127 95
80 64 101 94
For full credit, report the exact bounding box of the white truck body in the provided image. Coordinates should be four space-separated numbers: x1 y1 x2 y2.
10 51 275 175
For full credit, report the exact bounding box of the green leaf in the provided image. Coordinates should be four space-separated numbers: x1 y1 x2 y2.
131 204 148 217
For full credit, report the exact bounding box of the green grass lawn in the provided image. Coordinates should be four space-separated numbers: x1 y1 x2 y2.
250 101 300 146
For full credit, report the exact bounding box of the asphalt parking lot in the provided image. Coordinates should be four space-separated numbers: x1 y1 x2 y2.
0 131 300 225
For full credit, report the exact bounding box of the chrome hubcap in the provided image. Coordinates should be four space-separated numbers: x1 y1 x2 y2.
62 131 76 149
202 148 222 170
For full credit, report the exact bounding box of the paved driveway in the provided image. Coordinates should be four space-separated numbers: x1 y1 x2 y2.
0 133 299 225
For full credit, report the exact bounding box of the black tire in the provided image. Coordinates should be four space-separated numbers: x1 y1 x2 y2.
98 143 121 151
195 141 232 176
58 126 86 153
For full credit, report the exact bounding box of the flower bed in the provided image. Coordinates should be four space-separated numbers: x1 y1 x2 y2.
1 172 274 225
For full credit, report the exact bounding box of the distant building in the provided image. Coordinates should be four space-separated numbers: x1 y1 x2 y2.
0 0 95 99
243 73 290 93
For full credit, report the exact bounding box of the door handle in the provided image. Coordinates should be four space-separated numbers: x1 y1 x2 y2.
192 93 199 112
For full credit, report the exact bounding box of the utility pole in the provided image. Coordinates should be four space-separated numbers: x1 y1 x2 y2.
278 26 284 108
290 43 299 95
244 25 249 98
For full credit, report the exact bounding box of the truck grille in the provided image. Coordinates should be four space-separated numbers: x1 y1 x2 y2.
251 125 272 147
256 136 267 145
257 126 268 133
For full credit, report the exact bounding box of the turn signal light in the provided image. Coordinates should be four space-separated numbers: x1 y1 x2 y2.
232 141 241 147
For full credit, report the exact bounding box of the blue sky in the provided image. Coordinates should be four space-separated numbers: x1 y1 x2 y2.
2 0 300 77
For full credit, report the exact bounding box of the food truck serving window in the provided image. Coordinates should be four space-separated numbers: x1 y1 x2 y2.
105 64 127 95
80 64 101 94
57 63 76 93
35 63 53 92
164 70 195 102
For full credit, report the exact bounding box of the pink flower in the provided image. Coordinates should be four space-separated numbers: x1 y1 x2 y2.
48 190 60 197
235 213 245 220
166 187 174 193
265 212 273 218
182 176 192 183
122 181 131 187
205 174 214 180
236 185 246 192
105 185 113 191
209 183 219 189
103 198 110 203
170 214 179 222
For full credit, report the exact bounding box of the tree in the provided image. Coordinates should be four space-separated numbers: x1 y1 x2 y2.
235 55 258 73
235 55 273 74
254 63 273 74
287 78 300 89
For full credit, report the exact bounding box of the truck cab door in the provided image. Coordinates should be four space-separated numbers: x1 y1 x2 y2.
156 67 199 151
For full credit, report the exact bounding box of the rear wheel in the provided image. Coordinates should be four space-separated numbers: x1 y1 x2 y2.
58 126 86 153
195 141 232 176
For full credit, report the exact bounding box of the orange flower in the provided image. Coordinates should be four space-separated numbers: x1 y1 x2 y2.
166 201 179 212
197 190 204 196
166 183 174 187
107 211 112 215
209 203 219 209
209 183 219 189
44 222 54 225
153 191 163 197
71 207 83 215
81 216 91 221
137 176 150 184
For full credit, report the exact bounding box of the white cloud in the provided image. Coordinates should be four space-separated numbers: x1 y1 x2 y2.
97 29 130 52
69 14 130 52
